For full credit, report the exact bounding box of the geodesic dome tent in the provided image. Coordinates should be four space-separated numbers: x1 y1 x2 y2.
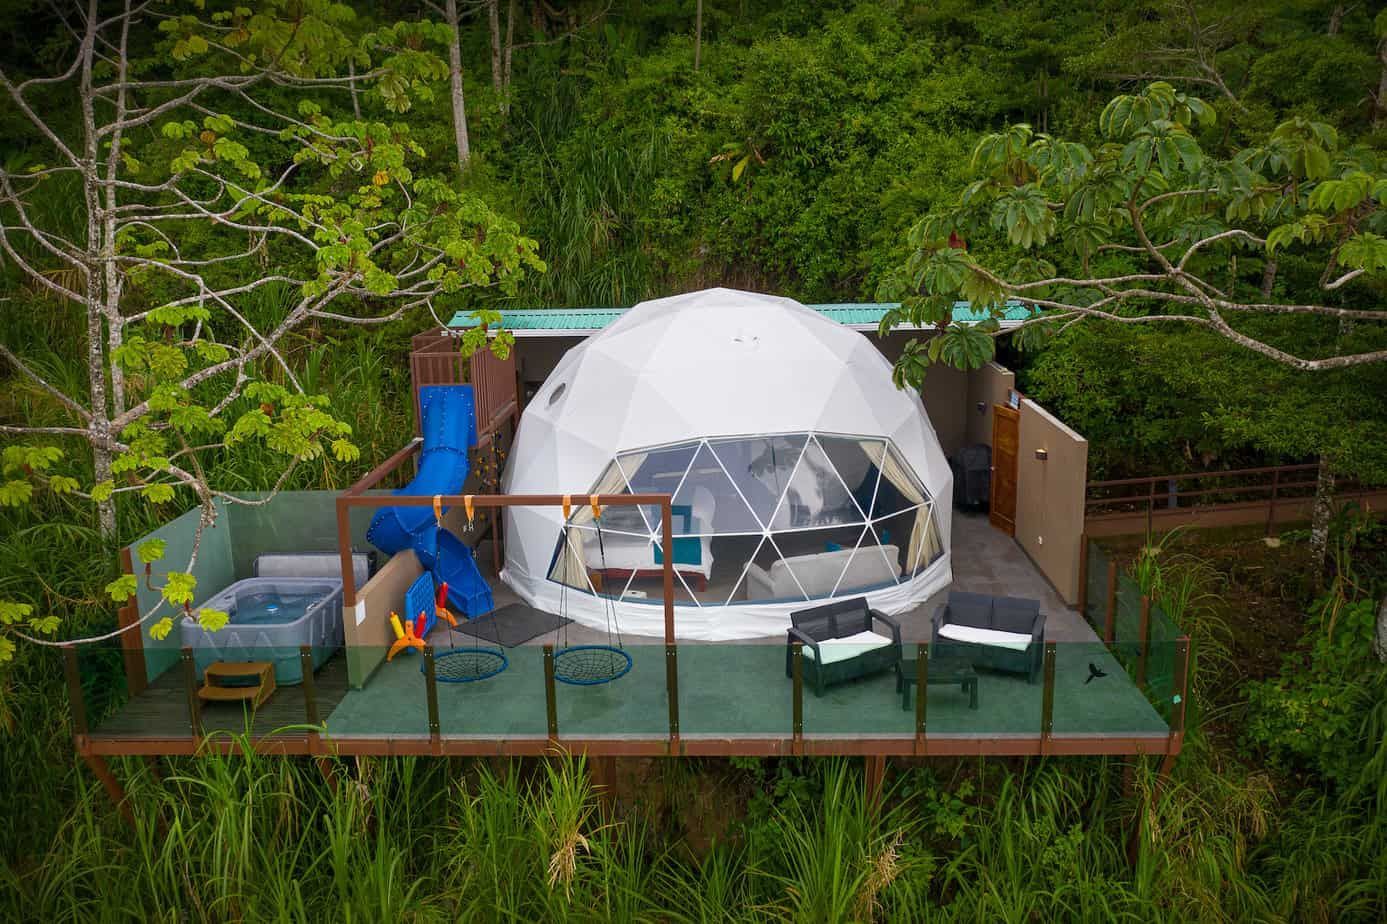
500 288 953 640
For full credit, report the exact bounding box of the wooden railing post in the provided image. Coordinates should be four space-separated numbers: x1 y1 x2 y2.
791 643 803 755
1104 561 1118 645
543 644 558 743
423 646 440 753
1265 467 1280 537
915 643 928 754
1145 478 1156 535
665 644 680 752
1136 597 1151 689
1076 533 1090 617
180 647 202 740
299 646 322 754
1040 642 1057 754
62 645 88 739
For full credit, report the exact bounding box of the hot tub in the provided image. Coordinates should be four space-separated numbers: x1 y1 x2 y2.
183 577 343 685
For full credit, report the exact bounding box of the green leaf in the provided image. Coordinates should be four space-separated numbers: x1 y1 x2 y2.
91 480 115 502
137 539 167 565
48 475 80 495
331 438 361 463
149 617 174 641
161 572 197 606
28 614 60 635
197 608 230 632
0 480 33 506
0 636 13 664
0 600 34 625
105 574 137 602
141 483 175 504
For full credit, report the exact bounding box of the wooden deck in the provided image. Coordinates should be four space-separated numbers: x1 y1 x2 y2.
91 655 350 743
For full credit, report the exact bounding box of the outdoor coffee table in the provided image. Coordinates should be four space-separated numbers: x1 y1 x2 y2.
895 654 978 711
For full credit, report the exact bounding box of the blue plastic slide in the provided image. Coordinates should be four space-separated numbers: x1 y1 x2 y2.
366 385 494 617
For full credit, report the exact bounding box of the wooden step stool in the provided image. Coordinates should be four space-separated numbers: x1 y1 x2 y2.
198 661 277 708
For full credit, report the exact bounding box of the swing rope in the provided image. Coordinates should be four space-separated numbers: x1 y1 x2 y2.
428 493 508 683
553 494 631 685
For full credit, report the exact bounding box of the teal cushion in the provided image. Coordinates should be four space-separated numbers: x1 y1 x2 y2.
652 537 702 566
825 541 844 552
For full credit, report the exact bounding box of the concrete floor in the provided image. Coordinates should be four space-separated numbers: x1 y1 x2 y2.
446 511 1097 648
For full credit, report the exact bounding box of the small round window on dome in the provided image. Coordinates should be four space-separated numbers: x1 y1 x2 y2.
547 382 567 406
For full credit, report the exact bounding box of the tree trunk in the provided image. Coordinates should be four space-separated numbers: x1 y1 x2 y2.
1309 455 1334 582
444 0 470 169
1328 4 1346 35
1259 259 1277 298
1377 37 1387 130
502 0 516 112
348 59 362 120
488 0 503 98
694 0 703 71
1374 596 1387 663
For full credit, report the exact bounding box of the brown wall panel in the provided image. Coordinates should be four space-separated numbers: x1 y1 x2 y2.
1015 399 1089 604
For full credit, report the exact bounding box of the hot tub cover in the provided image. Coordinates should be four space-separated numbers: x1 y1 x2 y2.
500 288 953 640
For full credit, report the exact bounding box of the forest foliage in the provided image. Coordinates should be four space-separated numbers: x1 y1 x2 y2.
1 2 1386 920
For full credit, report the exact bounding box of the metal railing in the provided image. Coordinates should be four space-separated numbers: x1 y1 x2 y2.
408 328 517 446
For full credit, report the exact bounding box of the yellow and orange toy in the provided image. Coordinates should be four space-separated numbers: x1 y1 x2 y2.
386 610 426 661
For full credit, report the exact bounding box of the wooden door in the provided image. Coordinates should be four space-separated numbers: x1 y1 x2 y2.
989 404 1020 535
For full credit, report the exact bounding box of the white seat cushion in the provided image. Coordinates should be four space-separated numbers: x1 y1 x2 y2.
938 623 1032 652
802 629 894 664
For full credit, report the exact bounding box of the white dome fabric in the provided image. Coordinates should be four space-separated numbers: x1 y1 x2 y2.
500 288 953 640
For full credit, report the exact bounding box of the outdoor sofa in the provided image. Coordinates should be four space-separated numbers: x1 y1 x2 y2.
930 591 1045 683
784 597 902 696
749 545 901 600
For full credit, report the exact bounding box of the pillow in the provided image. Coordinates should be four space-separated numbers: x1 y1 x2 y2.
824 541 844 552
993 598 1040 635
937 623 1032 652
947 592 992 629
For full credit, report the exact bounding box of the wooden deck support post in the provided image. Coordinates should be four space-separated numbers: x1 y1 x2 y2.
791 643 804 755
1104 561 1118 645
864 755 887 811
423 645 441 754
591 755 618 813
82 754 136 829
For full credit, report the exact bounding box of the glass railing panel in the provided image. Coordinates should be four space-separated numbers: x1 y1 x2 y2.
323 645 430 740
678 643 791 737
427 640 547 738
1050 640 1169 737
550 643 667 737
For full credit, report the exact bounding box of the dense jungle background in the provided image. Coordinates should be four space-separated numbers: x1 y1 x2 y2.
2 1 1386 920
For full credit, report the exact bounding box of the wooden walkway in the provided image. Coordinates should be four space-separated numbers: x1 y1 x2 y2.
92 655 350 741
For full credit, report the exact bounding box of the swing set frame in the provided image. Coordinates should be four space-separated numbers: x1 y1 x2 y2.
335 473 681 725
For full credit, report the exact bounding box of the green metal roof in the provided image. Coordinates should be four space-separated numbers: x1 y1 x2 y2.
447 300 1031 335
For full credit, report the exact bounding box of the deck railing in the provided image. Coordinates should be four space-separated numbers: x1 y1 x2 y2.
66 635 1188 760
1084 462 1384 537
408 328 517 447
